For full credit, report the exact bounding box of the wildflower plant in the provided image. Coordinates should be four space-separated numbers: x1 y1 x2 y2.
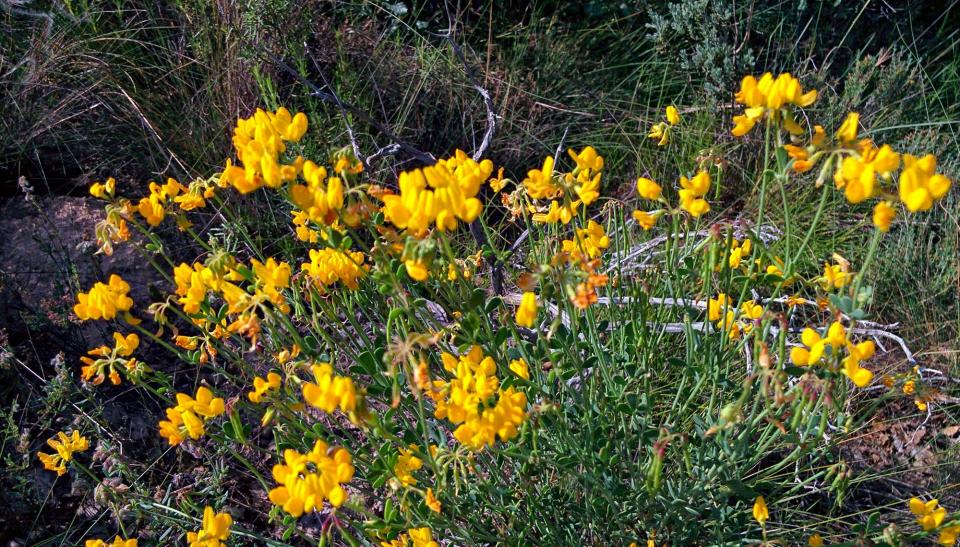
63 67 954 545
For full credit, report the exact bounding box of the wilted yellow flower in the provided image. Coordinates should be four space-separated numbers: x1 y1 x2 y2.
872 200 896 232
425 487 442 513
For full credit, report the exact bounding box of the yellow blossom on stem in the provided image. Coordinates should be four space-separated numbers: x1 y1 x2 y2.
425 487 442 513
873 200 896 232
302 363 358 417
636 177 663 201
898 153 952 212
678 171 711 217
268 440 354 516
85 538 137 547
515 292 538 328
509 358 530 380
74 274 135 321
753 496 769 526
393 445 422 486
186 506 232 547
910 497 947 531
37 430 89 476
248 372 282 403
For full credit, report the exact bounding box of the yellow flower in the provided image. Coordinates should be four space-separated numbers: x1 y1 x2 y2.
186 506 232 547
561 220 610 260
425 487 442 513
89 177 117 199
940 524 960 546
523 155 561 199
636 177 663 201
707 293 730 322
648 122 670 146
872 200 895 232
248 372 282 403
821 261 853 290
269 440 354 516
74 274 134 321
567 146 604 172
903 380 916 395
394 445 422 486
408 527 439 547
380 150 493 235
910 497 947 531
301 247 368 290
515 292 538 328
158 387 224 446
732 73 817 136
666 105 681 126
85 538 137 547
405 259 430 282
898 153 952 212
37 430 89 476
753 496 769 526
842 340 875 388
678 171 711 218
632 210 658 230
509 358 530 380
80 332 142 385
302 363 358 418
726 238 752 269
836 112 860 144
808 533 824 547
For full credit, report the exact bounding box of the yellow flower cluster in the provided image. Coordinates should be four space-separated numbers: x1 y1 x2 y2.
789 321 875 387
732 72 818 136
220 107 308 193
80 332 146 385
290 161 344 227
268 439 354 517
301 363 359 418
74 274 134 321
85 538 137 547
379 150 493 235
426 346 527 450
301 247 368 291
561 220 610 261
158 387 225 446
138 178 186 226
37 430 89 476
186 506 232 547
393 445 422 486
678 171 711 217
380 527 440 547
523 146 603 224
708 293 763 340
648 105 681 146
910 497 960 545
248 372 282 403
